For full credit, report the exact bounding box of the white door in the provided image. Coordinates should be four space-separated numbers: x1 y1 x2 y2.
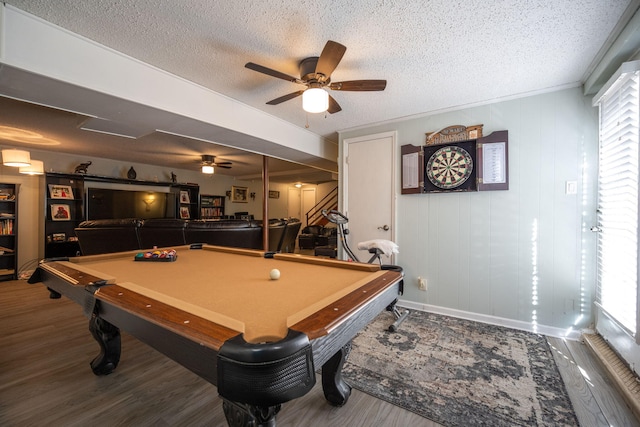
343 131 396 262
301 187 316 228
287 188 300 220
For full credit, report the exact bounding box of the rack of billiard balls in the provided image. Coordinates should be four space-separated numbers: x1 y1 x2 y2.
134 249 178 262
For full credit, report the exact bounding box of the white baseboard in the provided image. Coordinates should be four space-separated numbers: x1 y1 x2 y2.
397 299 583 341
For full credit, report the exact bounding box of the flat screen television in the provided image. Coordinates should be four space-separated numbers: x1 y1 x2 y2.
87 188 172 220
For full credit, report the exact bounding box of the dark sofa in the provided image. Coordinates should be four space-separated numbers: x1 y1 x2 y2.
184 219 262 249
75 217 301 256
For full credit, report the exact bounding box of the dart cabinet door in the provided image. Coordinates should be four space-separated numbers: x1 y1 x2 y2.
401 130 508 194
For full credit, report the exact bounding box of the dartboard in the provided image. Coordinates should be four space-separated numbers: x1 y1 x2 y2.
426 146 473 189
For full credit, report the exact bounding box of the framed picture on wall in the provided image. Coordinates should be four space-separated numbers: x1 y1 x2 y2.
48 184 74 199
268 190 280 199
51 204 71 221
179 190 190 204
232 186 248 203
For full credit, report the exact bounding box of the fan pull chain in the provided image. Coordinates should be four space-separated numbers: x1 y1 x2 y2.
305 113 310 128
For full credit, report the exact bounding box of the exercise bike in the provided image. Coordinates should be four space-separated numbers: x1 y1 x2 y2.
321 209 409 331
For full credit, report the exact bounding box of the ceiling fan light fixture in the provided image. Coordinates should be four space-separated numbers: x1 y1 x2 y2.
202 165 214 174
302 88 329 113
19 159 44 175
2 149 31 167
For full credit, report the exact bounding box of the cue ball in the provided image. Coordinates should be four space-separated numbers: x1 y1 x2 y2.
270 269 280 280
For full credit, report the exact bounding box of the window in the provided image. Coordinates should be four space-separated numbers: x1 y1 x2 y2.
594 60 640 339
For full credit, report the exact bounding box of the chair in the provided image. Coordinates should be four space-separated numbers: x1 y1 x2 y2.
280 219 301 253
268 219 287 252
298 225 323 249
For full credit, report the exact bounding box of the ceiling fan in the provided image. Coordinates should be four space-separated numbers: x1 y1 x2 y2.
201 155 232 174
245 40 386 114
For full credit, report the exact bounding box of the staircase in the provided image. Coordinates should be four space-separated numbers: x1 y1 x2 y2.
305 186 338 227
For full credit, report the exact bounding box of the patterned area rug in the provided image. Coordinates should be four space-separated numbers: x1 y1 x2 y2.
343 311 578 426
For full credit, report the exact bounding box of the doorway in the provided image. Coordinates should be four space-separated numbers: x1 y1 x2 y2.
342 131 396 262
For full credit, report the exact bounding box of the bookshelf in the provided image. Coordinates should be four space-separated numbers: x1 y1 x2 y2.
200 194 225 219
0 183 18 280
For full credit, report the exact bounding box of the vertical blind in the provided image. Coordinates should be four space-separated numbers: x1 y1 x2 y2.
596 67 640 336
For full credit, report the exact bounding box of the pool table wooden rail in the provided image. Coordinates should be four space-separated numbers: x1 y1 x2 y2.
290 269 400 340
96 284 240 350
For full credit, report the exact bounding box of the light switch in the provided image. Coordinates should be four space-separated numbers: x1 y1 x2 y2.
565 181 577 195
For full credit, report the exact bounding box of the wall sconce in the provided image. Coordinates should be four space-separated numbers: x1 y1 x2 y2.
2 149 31 167
250 192 256 201
19 159 44 175
143 194 156 212
226 190 232 199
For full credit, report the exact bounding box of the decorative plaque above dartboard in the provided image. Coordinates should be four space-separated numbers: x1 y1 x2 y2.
425 124 484 146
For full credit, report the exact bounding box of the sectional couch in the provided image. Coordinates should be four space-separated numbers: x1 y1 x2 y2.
74 217 301 256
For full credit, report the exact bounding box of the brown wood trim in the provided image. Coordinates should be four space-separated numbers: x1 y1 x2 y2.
40 261 106 287
69 249 143 263
262 155 269 251
96 285 239 351
274 253 381 271
290 270 402 339
201 245 265 257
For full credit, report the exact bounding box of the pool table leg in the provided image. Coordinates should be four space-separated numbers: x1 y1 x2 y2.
88 313 121 375
222 399 280 427
321 342 352 406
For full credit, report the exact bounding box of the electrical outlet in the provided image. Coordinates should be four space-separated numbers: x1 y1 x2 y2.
418 276 427 291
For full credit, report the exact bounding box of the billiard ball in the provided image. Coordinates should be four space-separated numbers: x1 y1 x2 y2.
269 269 280 280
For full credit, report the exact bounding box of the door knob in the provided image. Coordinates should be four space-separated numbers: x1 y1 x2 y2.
378 225 389 231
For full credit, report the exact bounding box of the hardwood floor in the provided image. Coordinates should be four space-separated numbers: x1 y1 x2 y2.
548 336 639 426
1 278 637 426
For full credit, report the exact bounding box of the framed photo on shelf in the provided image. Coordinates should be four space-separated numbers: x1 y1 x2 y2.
48 184 74 199
51 204 71 221
179 190 190 204
179 206 190 219
51 233 66 242
268 190 280 199
232 186 248 203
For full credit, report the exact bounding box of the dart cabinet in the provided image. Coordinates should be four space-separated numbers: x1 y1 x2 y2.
401 129 508 194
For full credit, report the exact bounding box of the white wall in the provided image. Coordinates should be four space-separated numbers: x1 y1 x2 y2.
340 87 598 334
0 149 318 274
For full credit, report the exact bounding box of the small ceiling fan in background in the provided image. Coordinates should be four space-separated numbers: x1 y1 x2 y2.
201 154 232 174
245 40 387 114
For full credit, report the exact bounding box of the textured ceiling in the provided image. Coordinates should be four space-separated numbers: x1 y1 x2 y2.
0 0 637 179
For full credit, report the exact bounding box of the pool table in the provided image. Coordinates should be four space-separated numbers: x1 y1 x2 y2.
28 244 403 427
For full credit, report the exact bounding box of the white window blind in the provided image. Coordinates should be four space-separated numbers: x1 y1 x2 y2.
595 66 640 336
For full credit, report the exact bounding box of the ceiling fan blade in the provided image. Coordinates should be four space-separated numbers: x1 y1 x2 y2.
216 161 233 166
329 80 387 91
266 90 304 105
327 95 342 114
245 62 301 83
216 165 232 169
315 40 347 80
